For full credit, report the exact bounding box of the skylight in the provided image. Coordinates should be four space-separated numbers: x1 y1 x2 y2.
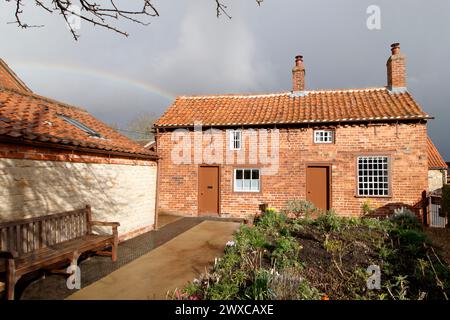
58 114 103 138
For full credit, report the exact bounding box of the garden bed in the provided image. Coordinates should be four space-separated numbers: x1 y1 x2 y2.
177 207 450 300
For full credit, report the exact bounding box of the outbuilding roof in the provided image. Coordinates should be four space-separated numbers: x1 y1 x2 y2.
0 87 157 159
427 137 447 169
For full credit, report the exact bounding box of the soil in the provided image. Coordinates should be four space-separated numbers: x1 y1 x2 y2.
293 224 384 299
424 227 450 267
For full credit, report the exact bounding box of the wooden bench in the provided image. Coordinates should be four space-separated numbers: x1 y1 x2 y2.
0 205 119 300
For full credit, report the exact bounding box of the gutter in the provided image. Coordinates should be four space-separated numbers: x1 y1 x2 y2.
0 136 160 161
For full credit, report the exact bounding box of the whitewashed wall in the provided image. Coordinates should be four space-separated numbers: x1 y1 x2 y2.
0 158 157 238
428 169 446 192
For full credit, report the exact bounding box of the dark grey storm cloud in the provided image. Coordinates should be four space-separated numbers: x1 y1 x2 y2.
0 0 449 158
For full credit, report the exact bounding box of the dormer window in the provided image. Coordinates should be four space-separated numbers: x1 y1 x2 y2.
58 114 103 138
229 130 242 150
314 130 334 144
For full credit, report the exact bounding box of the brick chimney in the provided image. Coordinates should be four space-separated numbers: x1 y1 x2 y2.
386 43 406 92
292 55 306 94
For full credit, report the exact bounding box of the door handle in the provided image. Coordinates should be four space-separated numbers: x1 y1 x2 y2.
207 186 213 189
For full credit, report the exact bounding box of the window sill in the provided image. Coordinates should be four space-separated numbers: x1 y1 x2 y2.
354 195 392 199
233 191 262 194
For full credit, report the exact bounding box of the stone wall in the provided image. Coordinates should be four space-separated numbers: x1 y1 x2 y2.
157 122 428 218
0 150 157 240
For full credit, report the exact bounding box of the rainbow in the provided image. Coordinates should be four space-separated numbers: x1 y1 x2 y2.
10 61 176 101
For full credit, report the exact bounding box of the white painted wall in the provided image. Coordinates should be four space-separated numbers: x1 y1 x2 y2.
0 158 157 237
428 169 446 192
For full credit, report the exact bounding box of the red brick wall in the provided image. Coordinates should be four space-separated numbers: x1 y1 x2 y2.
156 122 428 219
387 54 406 88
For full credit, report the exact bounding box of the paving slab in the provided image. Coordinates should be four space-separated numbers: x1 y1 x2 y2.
18 216 203 300
67 220 240 300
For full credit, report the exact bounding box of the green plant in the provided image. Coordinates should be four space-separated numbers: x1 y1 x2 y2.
385 275 409 300
378 245 396 261
284 199 317 219
417 258 430 277
315 210 343 232
265 207 277 215
389 207 422 230
361 199 374 216
245 269 273 300
271 236 302 268
236 225 268 250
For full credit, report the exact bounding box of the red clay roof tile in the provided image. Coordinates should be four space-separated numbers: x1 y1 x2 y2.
0 87 157 158
427 137 447 169
155 88 431 127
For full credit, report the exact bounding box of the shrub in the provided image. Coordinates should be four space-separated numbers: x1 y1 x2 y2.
315 210 343 232
256 210 287 229
271 236 302 268
236 225 268 250
389 207 421 230
284 199 317 218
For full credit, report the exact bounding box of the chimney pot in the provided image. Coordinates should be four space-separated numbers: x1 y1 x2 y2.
391 42 401 55
295 55 303 65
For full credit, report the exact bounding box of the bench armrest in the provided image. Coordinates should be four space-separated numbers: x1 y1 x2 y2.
90 221 120 227
0 251 18 259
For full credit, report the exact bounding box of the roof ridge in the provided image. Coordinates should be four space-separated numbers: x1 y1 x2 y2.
0 86 88 113
177 87 389 100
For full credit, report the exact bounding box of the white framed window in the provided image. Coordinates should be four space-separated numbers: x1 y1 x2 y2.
357 156 390 196
234 169 260 192
229 130 242 150
314 130 334 144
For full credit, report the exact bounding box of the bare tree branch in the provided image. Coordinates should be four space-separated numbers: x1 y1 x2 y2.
5 0 263 40
215 0 263 18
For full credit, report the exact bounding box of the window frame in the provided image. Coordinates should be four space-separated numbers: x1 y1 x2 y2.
356 156 391 197
229 130 242 150
233 168 261 193
58 114 103 138
313 130 334 144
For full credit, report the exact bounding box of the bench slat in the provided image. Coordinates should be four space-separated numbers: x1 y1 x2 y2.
0 209 86 229
15 235 113 274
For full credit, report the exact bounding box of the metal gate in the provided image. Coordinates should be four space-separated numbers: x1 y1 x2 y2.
429 196 447 228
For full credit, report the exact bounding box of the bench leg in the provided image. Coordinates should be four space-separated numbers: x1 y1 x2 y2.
6 259 16 300
112 228 119 262
112 241 118 262
71 251 80 266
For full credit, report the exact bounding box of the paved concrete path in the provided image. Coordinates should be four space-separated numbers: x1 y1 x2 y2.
67 221 240 300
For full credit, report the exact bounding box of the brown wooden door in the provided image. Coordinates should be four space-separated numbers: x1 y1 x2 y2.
306 166 330 211
198 166 219 216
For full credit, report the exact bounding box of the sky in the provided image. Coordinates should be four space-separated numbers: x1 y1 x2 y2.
0 0 449 159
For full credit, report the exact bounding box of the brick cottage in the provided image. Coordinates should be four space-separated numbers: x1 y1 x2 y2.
0 58 159 240
155 43 446 219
